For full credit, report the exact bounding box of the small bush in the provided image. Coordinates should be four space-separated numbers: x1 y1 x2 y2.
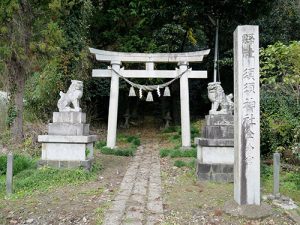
174 159 195 168
170 148 196 158
0 154 36 176
160 148 172 157
160 148 196 158
95 141 106 149
100 147 135 156
96 135 140 157
174 160 186 167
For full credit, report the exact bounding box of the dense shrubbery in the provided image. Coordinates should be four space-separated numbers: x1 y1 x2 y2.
260 42 300 163
0 154 36 176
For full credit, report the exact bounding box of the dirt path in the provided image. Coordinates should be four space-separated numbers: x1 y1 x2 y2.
103 141 164 225
0 154 131 225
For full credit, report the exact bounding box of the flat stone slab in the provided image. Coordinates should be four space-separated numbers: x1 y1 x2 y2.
53 112 86 123
38 135 98 143
205 114 234 126
224 200 272 219
38 159 93 171
195 138 234 147
48 123 90 136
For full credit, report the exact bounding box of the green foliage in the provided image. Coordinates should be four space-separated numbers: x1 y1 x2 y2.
261 164 300 203
160 148 172 157
260 42 300 162
100 147 136 157
0 167 97 197
174 159 195 168
174 160 186 168
95 135 141 157
0 154 36 176
159 147 196 158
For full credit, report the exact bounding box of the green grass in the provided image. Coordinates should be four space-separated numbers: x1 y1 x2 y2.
0 162 102 198
161 123 200 146
160 147 196 158
174 159 196 169
261 164 300 204
0 154 36 176
95 135 141 157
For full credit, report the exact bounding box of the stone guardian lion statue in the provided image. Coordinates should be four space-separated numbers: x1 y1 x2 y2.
57 80 83 112
207 82 233 115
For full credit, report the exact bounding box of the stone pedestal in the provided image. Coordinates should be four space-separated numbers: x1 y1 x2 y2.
38 112 98 170
195 114 234 182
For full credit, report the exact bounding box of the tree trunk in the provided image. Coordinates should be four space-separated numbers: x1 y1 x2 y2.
7 53 26 142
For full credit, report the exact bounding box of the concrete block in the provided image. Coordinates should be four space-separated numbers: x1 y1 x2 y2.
205 114 234 126
38 135 98 143
48 123 89 136
197 163 211 173
53 112 86 123
197 146 234 164
195 138 234 147
197 172 211 181
38 159 92 170
212 164 233 173
41 143 91 161
203 125 234 139
59 161 68 168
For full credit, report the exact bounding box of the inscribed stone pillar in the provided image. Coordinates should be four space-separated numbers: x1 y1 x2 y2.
234 25 260 205
6 152 13 195
107 61 121 148
179 62 191 147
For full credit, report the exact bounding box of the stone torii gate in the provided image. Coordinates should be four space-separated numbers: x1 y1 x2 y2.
89 48 210 148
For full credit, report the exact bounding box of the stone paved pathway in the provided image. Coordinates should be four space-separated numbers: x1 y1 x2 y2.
103 141 164 225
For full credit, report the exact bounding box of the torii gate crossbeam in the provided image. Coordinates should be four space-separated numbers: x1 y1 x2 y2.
89 48 210 148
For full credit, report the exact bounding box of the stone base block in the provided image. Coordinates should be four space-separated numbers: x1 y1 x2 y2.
41 142 94 161
197 145 234 164
224 200 272 219
203 125 234 139
38 159 93 171
48 123 89 136
53 112 86 123
196 161 234 182
205 114 234 126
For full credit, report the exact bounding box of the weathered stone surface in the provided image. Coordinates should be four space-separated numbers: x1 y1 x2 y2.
195 138 234 147
102 142 163 225
53 112 86 123
38 135 98 143
57 80 83 112
224 200 272 219
41 142 93 161
205 114 234 126
6 152 13 195
197 145 234 164
207 82 234 115
38 159 93 170
196 161 234 183
203 125 234 139
234 25 260 205
48 123 89 136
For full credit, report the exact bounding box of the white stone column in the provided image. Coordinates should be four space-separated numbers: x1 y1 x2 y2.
179 62 191 147
234 26 260 205
106 61 121 148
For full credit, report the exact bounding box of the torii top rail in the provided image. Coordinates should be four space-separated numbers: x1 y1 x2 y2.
89 48 210 148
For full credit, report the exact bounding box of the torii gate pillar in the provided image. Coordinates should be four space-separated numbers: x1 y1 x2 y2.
179 62 191 147
107 61 121 148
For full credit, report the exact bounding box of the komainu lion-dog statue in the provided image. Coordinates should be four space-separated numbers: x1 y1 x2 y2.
57 80 83 112
207 82 233 115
